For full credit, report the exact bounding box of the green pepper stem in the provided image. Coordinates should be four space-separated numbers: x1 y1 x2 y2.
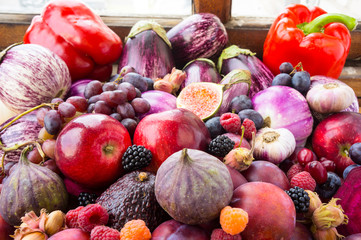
301 13 357 35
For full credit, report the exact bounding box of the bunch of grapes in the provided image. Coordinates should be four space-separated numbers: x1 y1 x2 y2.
272 62 311 95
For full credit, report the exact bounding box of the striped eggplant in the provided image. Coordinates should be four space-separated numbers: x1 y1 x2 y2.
0 146 68 226
167 13 228 68
181 58 222 89
0 111 42 167
217 45 274 98
118 20 175 80
0 43 71 125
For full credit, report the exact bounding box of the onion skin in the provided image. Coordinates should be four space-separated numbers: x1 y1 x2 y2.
0 44 71 124
252 86 313 147
137 90 177 120
65 79 92 98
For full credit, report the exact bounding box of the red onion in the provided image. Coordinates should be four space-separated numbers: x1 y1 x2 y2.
252 86 313 147
66 79 92 98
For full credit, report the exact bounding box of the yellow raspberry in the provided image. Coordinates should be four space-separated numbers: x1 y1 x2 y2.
120 219 151 240
220 206 249 235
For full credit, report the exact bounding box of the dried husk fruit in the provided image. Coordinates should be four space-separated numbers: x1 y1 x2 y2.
0 146 68 226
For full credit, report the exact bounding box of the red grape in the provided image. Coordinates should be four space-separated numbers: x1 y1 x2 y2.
131 98 150 114
58 102 77 118
117 82 137 101
102 82 117 92
42 139 56 159
121 118 137 137
27 148 43 164
44 110 63 135
94 101 112 115
36 107 49 127
320 160 336 172
66 96 88 112
116 102 135 119
84 80 103 99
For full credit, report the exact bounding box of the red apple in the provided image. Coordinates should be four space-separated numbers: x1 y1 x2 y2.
133 108 211 172
55 114 132 189
312 112 361 175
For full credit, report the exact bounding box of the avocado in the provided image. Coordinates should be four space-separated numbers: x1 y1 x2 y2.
96 171 169 231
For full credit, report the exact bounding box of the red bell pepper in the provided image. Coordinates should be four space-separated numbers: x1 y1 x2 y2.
263 4 357 79
23 0 122 81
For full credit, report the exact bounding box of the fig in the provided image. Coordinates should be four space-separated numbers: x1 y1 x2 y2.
0 146 68 226
155 148 233 225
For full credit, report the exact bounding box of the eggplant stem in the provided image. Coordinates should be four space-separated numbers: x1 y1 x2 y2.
0 103 57 132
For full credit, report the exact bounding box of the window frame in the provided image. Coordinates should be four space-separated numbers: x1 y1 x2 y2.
0 0 360 104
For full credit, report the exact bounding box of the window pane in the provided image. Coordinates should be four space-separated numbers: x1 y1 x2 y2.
232 0 361 19
0 0 192 16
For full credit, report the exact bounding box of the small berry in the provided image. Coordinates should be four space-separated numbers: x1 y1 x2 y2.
220 206 249 235
287 163 304 180
208 135 235 158
285 186 310 213
65 206 84 228
120 219 151 240
78 204 109 232
91 225 120 240
290 171 316 191
220 113 242 133
211 228 242 240
240 118 256 140
78 192 98 206
297 148 316 166
122 145 152 172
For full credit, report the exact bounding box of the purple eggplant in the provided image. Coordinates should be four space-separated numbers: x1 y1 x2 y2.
118 20 175 80
218 45 274 98
167 13 228 68
181 58 222 89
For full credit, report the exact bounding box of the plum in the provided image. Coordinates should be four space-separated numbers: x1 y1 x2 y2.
48 228 90 240
226 165 248 190
242 160 290 190
152 219 209 240
231 182 296 240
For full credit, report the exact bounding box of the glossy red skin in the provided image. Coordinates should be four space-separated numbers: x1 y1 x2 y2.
0 212 14 240
297 148 315 166
231 182 296 240
48 228 90 240
242 160 291 190
133 108 211 172
312 112 361 175
152 219 209 240
55 114 131 189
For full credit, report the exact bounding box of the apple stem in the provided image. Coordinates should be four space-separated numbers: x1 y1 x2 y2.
103 145 114 154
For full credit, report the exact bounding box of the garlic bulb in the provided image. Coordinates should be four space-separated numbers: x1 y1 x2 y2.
253 127 296 164
306 82 355 114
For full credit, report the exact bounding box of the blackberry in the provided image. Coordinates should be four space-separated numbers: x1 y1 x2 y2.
285 186 310 213
208 135 235 157
78 192 97 206
122 145 152 171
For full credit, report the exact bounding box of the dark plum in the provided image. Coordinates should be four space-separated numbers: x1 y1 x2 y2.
205 117 225 139
315 172 342 200
279 62 293 74
272 73 292 86
349 142 361 164
122 72 148 92
343 164 361 179
238 109 264 130
291 71 310 95
229 95 253 113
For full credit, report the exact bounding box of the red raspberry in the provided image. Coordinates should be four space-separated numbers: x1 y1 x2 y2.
220 113 241 133
211 228 242 240
287 163 304 180
65 206 84 228
78 204 109 232
290 171 316 191
240 118 256 141
91 225 120 240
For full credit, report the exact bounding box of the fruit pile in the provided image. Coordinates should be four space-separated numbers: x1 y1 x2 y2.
0 1 361 240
